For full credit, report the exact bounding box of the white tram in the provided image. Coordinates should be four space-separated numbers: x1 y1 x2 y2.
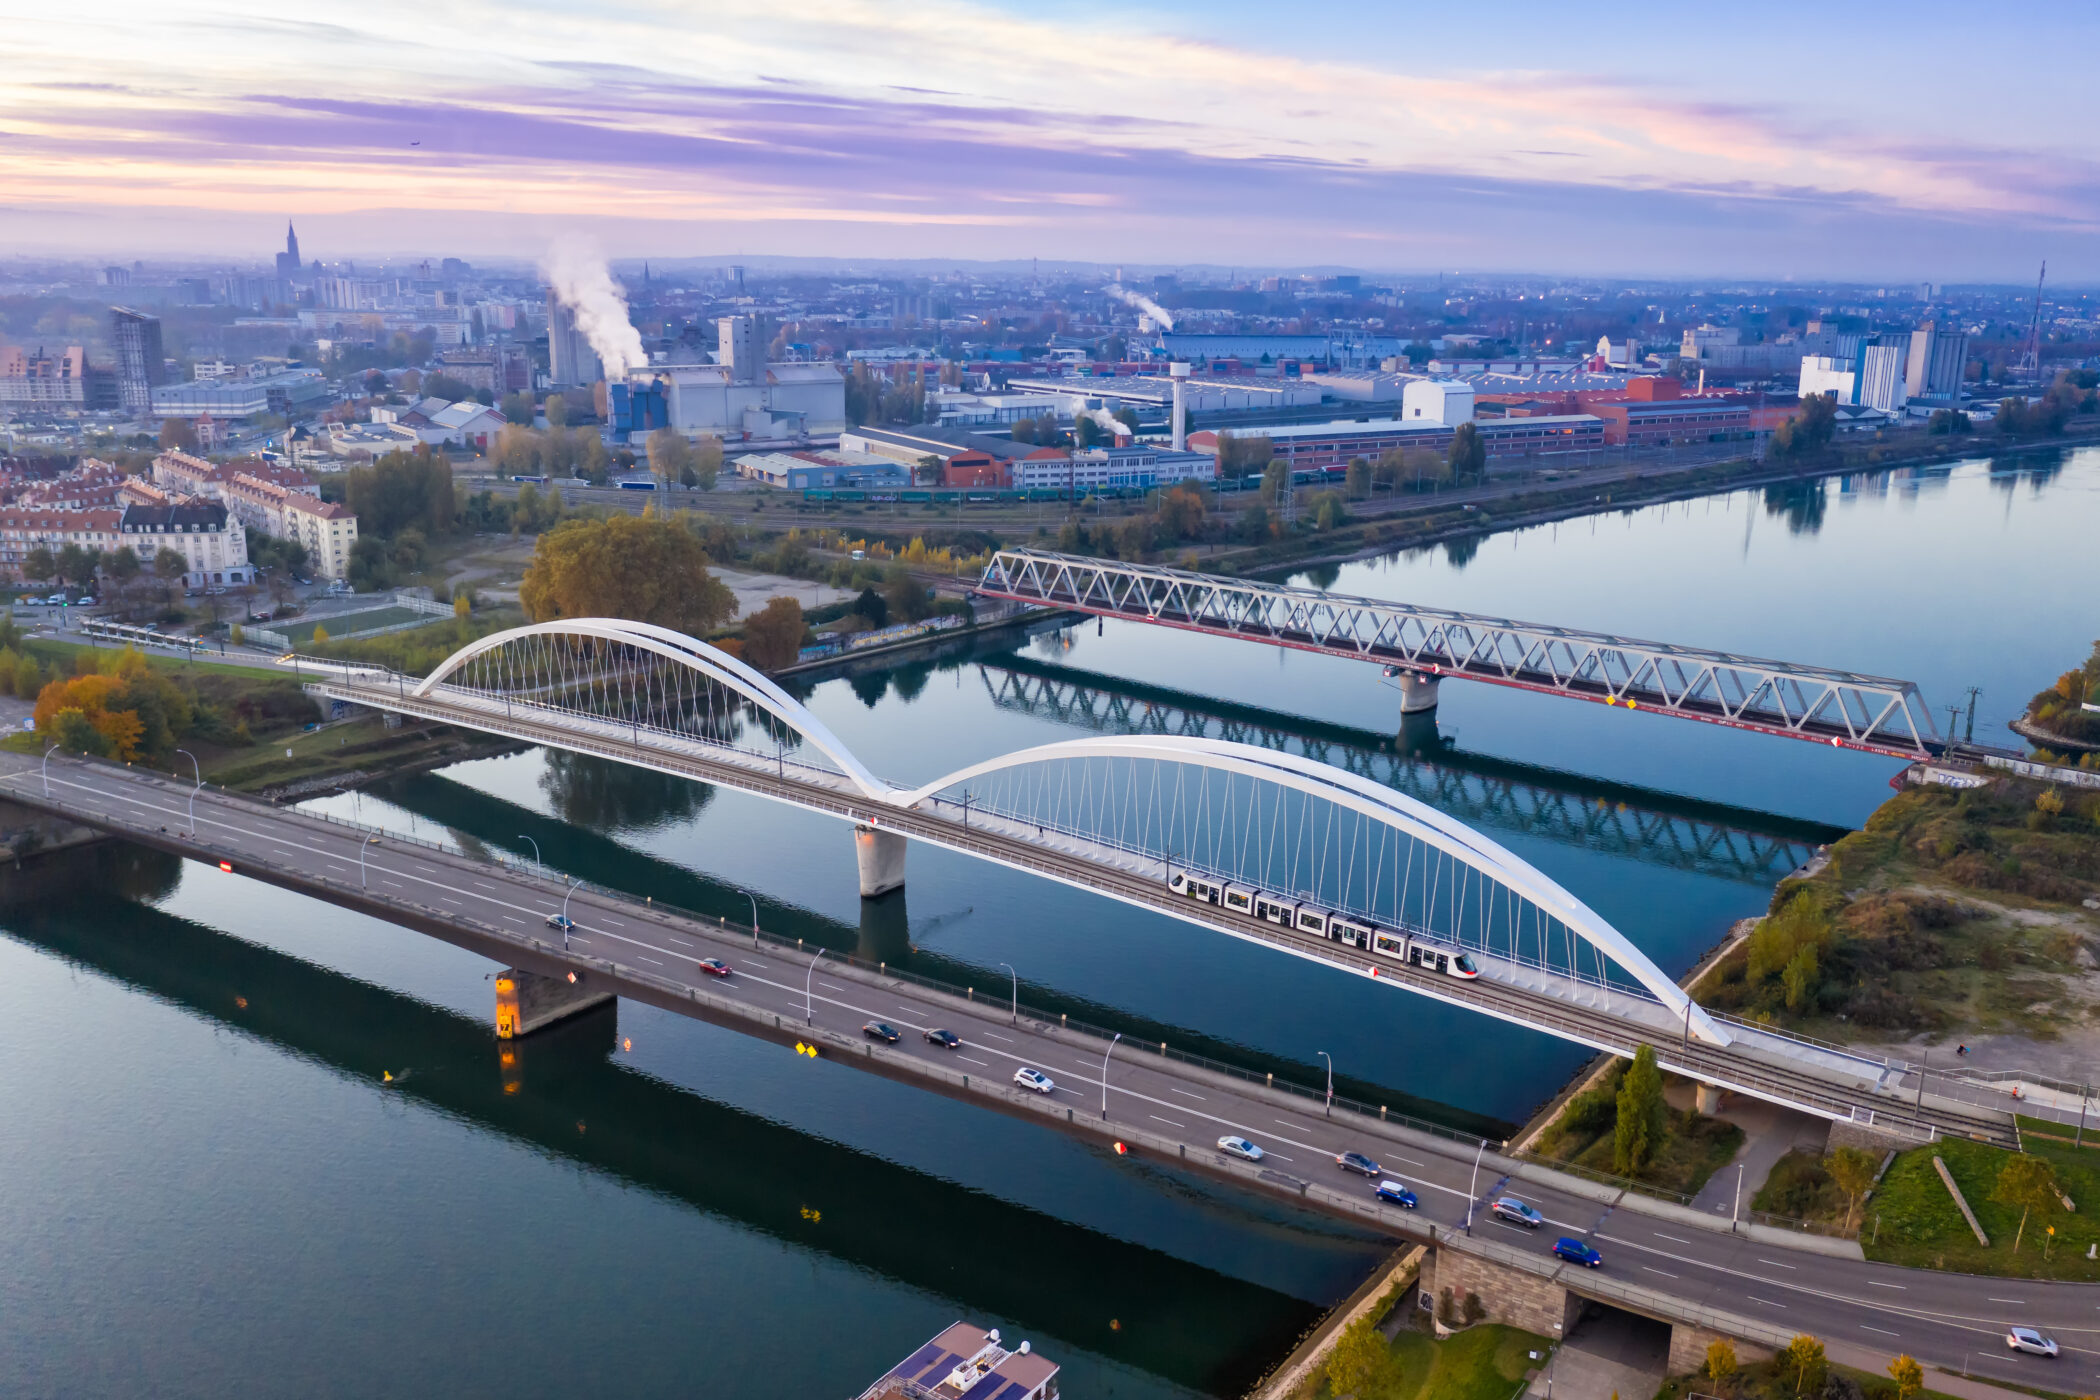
1166 869 1481 979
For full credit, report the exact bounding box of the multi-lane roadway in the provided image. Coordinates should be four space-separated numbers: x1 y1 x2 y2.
3 750 2093 1393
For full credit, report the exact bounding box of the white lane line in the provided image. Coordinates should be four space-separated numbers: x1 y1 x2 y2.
273 847 298 858
1643 1266 1679 1279
439 896 462 905
476 882 497 891
958 1055 991 1067
744 959 768 968
502 915 524 924
1750 1297 1786 1309
1861 1325 1899 1337
382 878 404 888
1168 1088 1205 1101
604 918 626 927
1653 1233 1690 1245
1758 1259 1797 1270
326 862 348 871
1266 1151 1295 1163
416 864 438 873
981 1032 1014 1043
898 1007 921 1017
1275 1119 1314 1134
819 980 847 991
1867 1281 1907 1290
1151 1115 1187 1129
637 956 664 966
1990 1297 2028 1304
1391 1155 1424 1167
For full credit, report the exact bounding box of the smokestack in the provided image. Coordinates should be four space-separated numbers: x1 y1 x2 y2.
1169 362 1190 451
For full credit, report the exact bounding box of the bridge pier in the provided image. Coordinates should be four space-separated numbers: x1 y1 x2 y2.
854 824 907 898
1694 1082 1722 1114
1394 670 1441 715
494 967 614 1039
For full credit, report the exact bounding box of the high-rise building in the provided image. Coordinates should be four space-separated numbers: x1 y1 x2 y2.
109 307 166 415
1859 342 1908 414
547 290 603 387
717 315 764 385
1904 322 1968 401
275 222 304 282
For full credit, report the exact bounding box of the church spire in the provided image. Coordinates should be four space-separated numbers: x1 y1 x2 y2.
285 221 300 264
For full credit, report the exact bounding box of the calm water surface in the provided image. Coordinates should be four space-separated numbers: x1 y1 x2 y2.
4 448 2094 1397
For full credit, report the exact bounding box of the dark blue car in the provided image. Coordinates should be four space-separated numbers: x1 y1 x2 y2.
1374 1179 1418 1209
1552 1236 1603 1268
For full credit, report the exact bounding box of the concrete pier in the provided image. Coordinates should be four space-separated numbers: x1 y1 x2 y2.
495 967 614 1039
1395 671 1441 714
855 823 907 897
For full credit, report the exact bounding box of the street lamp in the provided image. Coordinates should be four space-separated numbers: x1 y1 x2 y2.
175 748 200 834
1464 1136 1489 1234
1100 1032 1122 1120
560 877 578 951
41 742 58 797
1317 1050 1333 1118
805 947 829 1025
998 961 1018 1026
517 834 541 877
736 888 760 946
358 834 378 888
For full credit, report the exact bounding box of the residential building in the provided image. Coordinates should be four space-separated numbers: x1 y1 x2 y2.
1905 322 1968 400
110 308 167 415
547 291 603 387
222 462 323 539
119 500 253 586
282 494 358 580
153 450 232 496
0 507 123 580
0 345 114 409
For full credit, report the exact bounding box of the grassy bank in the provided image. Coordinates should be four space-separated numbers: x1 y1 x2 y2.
1863 1135 2100 1281
1291 1322 1550 1400
1690 780 2100 1042
1656 1352 1969 1400
1526 1058 1745 1198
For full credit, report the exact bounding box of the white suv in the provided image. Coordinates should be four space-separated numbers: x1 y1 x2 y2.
2007 1327 2059 1358
1012 1067 1055 1095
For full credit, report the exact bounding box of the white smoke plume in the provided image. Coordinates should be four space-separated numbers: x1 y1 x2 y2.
543 238 647 378
1085 407 1128 437
1106 283 1176 332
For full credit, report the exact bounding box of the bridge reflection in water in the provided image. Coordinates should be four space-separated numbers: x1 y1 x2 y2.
976 652 1845 887
0 843 1344 1398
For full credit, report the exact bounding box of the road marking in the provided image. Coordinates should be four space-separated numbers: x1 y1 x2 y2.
604 918 626 927
637 956 664 966
1758 1259 1797 1270
1150 1115 1186 1129
1392 1155 1424 1167
1266 1151 1294 1163
1861 1325 1899 1337
898 1007 921 1017
819 980 847 991
382 878 404 888
326 862 348 871
1168 1088 1206 1101
1275 1119 1313 1133
1866 1281 1907 1290
981 1031 1014 1042
1991 1297 2028 1304
440 896 461 905
1652 1232 1690 1244
1749 1297 1786 1309
744 959 768 968
476 882 497 891
958 1055 991 1067
1643 1267 1679 1279
417 864 438 873
502 915 524 924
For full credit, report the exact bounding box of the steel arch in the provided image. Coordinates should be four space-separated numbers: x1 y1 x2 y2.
414 618 893 801
894 734 1729 1046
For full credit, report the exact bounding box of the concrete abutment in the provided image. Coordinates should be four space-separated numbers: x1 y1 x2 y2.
495 966 614 1039
854 823 907 897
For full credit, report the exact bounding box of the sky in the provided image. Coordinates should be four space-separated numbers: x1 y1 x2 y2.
3 0 2097 280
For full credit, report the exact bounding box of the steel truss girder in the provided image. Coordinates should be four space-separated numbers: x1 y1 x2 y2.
979 549 1940 758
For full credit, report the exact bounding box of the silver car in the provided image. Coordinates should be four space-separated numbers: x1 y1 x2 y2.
2007 1326 2059 1358
1217 1135 1265 1163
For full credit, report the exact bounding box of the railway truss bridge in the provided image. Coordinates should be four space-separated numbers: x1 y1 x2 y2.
975 548 1946 759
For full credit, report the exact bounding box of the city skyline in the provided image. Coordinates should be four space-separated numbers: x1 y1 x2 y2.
5 0 2098 279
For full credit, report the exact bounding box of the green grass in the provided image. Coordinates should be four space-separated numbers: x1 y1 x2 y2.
1752 1148 1849 1226
273 607 425 645
1864 1135 2100 1280
1303 1323 1549 1400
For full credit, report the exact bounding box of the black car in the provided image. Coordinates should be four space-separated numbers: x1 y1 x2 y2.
862 1021 901 1044
1336 1151 1382 1177
924 1028 963 1049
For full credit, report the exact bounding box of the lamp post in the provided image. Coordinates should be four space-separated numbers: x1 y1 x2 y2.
42 742 59 796
175 748 200 834
560 877 578 950
516 834 541 877
1465 1136 1489 1234
358 834 378 888
805 947 828 1025
998 961 1018 1026
1317 1050 1333 1118
1100 1032 1122 1120
737 888 760 947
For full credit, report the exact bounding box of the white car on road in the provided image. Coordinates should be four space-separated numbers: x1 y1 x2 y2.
2007 1326 2059 1358
1217 1136 1265 1163
1013 1067 1055 1095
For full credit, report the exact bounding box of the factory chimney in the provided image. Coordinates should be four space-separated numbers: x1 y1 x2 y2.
1169 361 1190 451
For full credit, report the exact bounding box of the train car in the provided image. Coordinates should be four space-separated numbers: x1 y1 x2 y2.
1168 870 1224 904
1253 893 1298 927
1293 907 1331 938
803 489 835 502
1164 872 1480 979
1404 941 1480 979
1221 884 1257 915
1329 914 1376 949
618 479 657 491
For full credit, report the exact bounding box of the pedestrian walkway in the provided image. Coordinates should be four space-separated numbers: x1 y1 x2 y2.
1677 1086 1831 1217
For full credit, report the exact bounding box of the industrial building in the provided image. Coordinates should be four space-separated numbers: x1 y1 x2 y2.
546 291 603 387
151 368 330 420
735 449 909 491
1904 322 1969 400
1008 444 1215 493
1189 413 1605 471
1005 373 1321 416
625 316 847 442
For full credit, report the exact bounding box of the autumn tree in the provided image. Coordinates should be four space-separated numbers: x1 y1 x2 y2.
1993 1153 2061 1254
1613 1043 1668 1175
689 435 722 491
1450 421 1486 483
1344 456 1372 500
347 448 457 539
1703 1339 1738 1392
1887 1353 1924 1400
1825 1146 1878 1230
741 596 806 671
158 417 198 452
1771 392 1839 458
1157 482 1207 541
883 565 932 624
519 513 735 634
22 546 54 589
1260 457 1289 505
1780 1335 1826 1398
647 427 696 491
1323 1314 1387 1398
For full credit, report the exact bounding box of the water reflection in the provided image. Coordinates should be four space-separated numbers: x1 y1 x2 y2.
1761 478 1828 534
540 748 712 832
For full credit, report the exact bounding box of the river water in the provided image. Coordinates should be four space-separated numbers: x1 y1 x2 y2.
4 448 2095 1398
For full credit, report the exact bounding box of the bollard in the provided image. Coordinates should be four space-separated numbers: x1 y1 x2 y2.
968 987 973 1000
1381 1106 1388 1120
1061 1013 1067 1027
1266 1072 1273 1087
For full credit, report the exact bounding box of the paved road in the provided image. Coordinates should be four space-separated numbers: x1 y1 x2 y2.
6 750 2098 1393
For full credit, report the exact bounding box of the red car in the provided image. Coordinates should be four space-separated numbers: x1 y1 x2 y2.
697 958 732 978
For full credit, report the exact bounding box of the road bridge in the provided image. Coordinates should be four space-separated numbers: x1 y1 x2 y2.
2 753 2089 1392
255 619 2002 1141
974 548 1944 758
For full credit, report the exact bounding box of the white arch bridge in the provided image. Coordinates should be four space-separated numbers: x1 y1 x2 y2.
291 619 2001 1141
